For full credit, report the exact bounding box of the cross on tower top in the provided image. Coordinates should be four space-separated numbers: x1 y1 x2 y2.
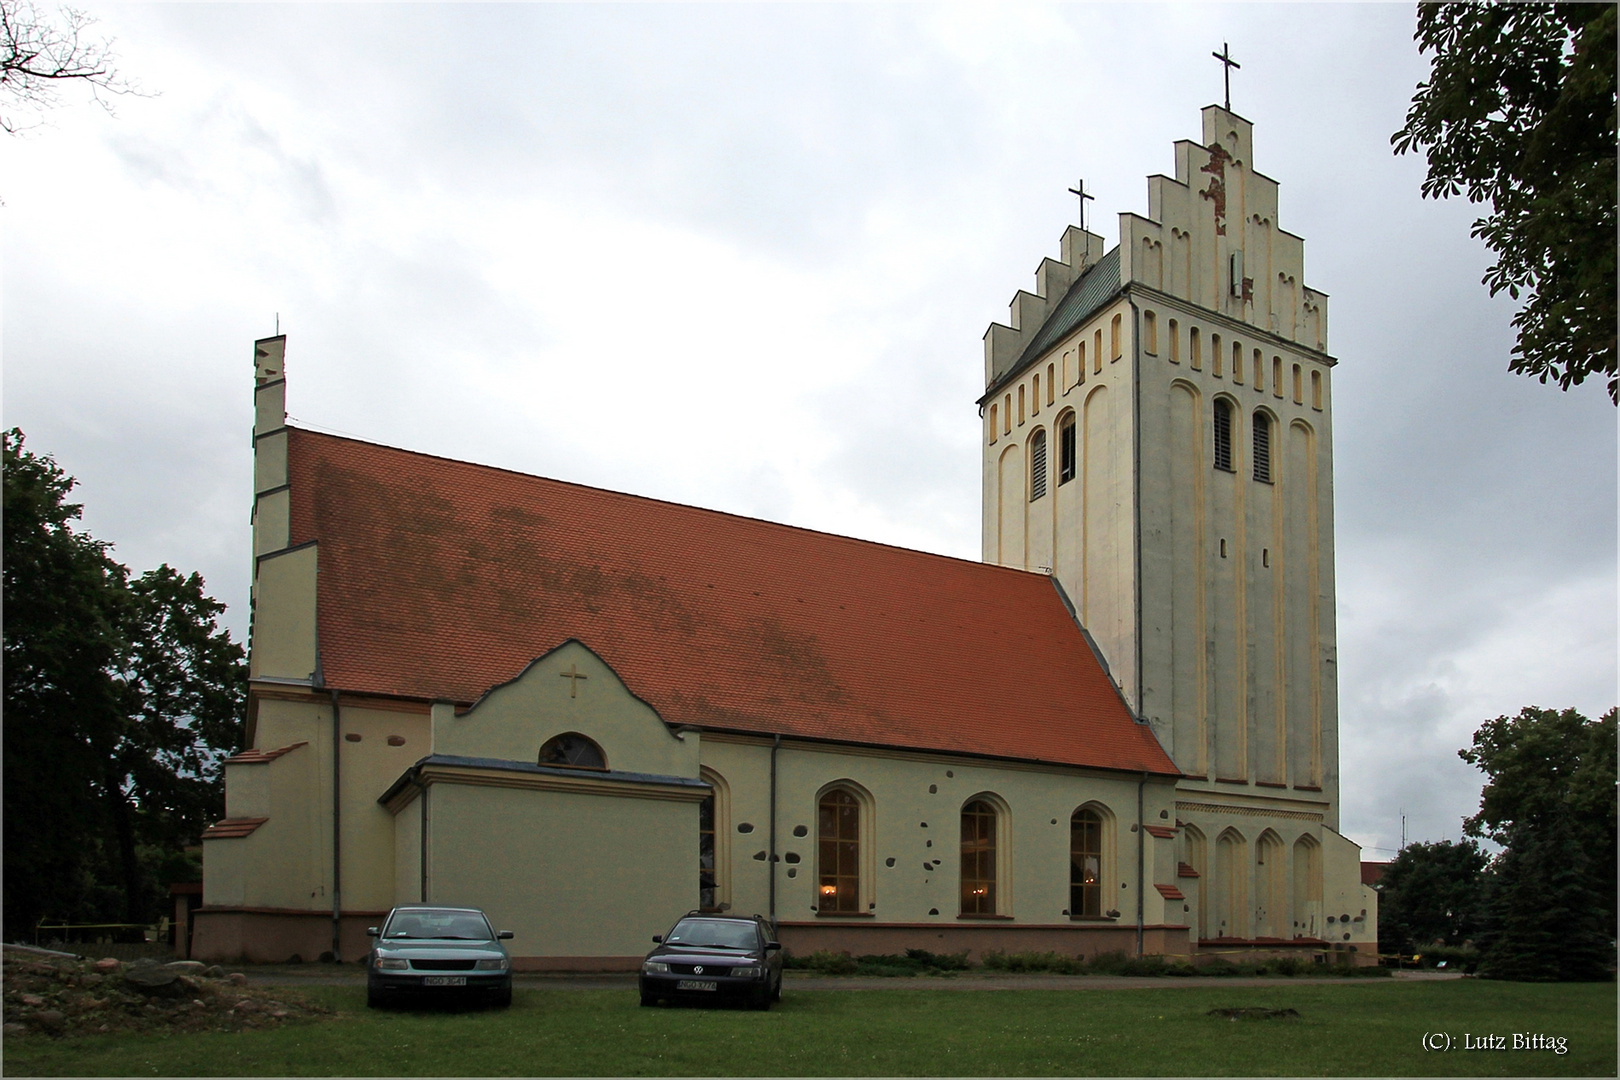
1067 179 1095 234
1212 42 1241 112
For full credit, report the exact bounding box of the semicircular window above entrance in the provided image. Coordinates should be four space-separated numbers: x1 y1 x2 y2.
538 732 606 769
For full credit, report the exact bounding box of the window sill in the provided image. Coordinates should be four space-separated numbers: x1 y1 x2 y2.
1214 777 1248 785
956 913 1013 921
812 911 875 918
1068 916 1118 923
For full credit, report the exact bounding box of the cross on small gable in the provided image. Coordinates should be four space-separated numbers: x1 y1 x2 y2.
559 662 588 698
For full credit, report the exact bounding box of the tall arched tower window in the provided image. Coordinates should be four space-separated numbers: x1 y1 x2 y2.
1253 412 1272 483
1213 399 1234 472
1057 413 1077 485
1029 429 1048 501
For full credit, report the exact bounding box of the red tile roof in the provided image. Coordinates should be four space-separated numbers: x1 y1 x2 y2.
202 818 268 840
1154 883 1186 901
283 429 1179 777
223 741 307 765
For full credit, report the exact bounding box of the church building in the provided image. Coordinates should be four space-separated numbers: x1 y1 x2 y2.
192 104 1377 969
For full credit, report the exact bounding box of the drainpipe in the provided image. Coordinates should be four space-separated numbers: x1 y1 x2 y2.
1136 774 1146 957
768 734 780 926
330 690 342 963
1131 298 1145 719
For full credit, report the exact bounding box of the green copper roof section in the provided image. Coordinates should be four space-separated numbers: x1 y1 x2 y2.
995 245 1122 390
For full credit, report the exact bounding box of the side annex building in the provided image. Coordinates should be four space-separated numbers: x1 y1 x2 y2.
193 105 1377 969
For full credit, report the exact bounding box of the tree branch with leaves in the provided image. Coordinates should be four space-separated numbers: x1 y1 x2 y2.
1393 3 1617 402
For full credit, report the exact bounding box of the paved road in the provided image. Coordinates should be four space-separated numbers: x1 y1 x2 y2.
244 967 1462 991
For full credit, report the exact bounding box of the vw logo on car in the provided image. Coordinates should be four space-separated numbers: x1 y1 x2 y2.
639 913 784 1009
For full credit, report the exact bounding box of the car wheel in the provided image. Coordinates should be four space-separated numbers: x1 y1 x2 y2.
366 987 388 1009
639 993 658 1007
491 987 513 1009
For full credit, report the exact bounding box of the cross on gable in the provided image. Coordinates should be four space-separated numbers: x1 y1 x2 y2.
1212 42 1241 112
559 662 588 698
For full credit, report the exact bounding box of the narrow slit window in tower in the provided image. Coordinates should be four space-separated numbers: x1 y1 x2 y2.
1292 364 1303 404
1190 326 1202 370
1046 364 1055 405
1232 342 1244 384
1311 370 1322 410
1211 334 1222 377
1273 356 1283 397
1168 319 1180 363
1143 310 1157 355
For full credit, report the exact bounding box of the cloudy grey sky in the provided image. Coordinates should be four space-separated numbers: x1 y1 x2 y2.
7 3 1614 860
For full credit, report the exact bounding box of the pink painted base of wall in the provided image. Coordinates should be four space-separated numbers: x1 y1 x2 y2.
191 908 387 965
776 921 1191 960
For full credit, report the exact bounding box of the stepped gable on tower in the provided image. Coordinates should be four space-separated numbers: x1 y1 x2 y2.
282 427 1179 777
983 105 1331 400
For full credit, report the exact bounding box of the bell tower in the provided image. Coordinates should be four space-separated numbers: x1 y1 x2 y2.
978 104 1342 828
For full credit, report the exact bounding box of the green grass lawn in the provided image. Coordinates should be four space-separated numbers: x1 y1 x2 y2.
5 980 1614 1077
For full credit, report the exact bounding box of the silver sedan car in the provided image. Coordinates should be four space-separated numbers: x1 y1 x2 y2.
366 904 514 1008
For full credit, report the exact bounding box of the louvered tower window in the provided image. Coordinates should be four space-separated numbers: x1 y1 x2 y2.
1213 399 1234 472
1030 429 1048 501
1253 412 1272 483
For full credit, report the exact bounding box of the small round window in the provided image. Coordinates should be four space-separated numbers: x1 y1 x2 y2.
539 733 606 769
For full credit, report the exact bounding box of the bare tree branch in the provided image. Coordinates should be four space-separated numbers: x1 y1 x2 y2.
1 0 145 134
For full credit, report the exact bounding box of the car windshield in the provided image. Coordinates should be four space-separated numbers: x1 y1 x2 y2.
663 919 758 950
384 910 493 940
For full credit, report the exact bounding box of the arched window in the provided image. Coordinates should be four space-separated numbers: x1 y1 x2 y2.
1211 333 1222 377
1252 412 1272 483
1292 363 1303 404
1018 384 1026 425
699 768 730 913
1232 342 1244 384
1213 399 1234 472
1046 363 1055 405
1254 349 1264 391
1058 413 1077 485
1032 373 1040 415
539 732 605 769
987 404 998 444
1077 340 1087 382
1168 318 1180 363
960 799 998 914
1110 314 1122 360
1273 356 1283 398
1029 429 1048 501
1190 326 1202 370
1070 807 1104 917
1143 310 1158 355
1311 370 1322 410
699 791 718 911
817 789 861 913
1093 330 1102 374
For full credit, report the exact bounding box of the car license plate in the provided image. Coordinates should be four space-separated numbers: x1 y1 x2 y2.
423 976 466 986
676 979 718 992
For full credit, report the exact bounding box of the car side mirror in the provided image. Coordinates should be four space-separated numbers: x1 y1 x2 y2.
366 927 380 937
497 930 514 940
764 941 782 952
652 934 663 943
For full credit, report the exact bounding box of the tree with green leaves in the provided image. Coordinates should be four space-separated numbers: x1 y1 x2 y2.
1392 3 1617 402
1460 705 1617 981
1376 839 1489 955
3 429 245 941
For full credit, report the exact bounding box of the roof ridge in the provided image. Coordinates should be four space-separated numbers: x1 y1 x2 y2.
289 425 1047 581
